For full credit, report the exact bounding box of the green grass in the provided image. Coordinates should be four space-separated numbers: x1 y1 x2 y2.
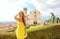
0 32 16 39
26 25 60 39
0 24 60 39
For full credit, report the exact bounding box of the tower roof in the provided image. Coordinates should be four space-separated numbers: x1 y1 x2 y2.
23 7 27 10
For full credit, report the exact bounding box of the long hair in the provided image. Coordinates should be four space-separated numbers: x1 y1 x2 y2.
20 11 26 26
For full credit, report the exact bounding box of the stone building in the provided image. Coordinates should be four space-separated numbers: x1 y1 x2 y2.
28 9 40 25
27 9 45 26
23 8 45 26
23 7 28 16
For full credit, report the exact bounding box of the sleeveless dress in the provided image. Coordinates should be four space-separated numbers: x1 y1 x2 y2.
16 22 27 39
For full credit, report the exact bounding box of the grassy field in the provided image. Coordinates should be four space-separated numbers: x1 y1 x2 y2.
0 24 60 39
26 24 60 39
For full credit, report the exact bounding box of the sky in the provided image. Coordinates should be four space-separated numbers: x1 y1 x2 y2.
0 0 60 22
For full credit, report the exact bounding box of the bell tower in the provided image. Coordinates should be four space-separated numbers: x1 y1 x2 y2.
23 7 27 16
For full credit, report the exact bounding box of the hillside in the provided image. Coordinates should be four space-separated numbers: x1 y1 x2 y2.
0 24 60 39
26 24 60 39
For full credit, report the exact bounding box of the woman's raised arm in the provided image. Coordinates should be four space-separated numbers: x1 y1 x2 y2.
14 14 20 21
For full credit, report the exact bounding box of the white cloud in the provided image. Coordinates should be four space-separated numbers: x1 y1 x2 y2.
31 0 44 11
0 0 18 21
31 0 51 18
47 0 60 5
47 8 60 18
54 8 60 16
0 0 31 21
0 0 60 21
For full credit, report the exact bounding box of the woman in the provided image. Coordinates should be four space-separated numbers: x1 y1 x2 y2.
14 11 27 39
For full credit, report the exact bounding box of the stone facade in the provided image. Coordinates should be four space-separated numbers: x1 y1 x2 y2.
23 8 45 26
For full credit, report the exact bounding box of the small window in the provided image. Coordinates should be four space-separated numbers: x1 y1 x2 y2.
34 22 37 25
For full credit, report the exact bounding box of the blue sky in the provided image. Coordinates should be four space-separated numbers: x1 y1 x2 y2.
0 0 60 22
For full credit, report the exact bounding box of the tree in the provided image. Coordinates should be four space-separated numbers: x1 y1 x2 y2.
51 13 55 23
56 17 60 23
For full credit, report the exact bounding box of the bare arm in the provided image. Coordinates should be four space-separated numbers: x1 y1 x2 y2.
14 14 20 21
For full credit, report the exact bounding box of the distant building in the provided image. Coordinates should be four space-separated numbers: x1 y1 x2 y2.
23 8 45 26
23 7 27 16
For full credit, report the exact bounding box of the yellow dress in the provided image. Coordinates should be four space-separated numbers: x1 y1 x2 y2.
16 22 27 39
